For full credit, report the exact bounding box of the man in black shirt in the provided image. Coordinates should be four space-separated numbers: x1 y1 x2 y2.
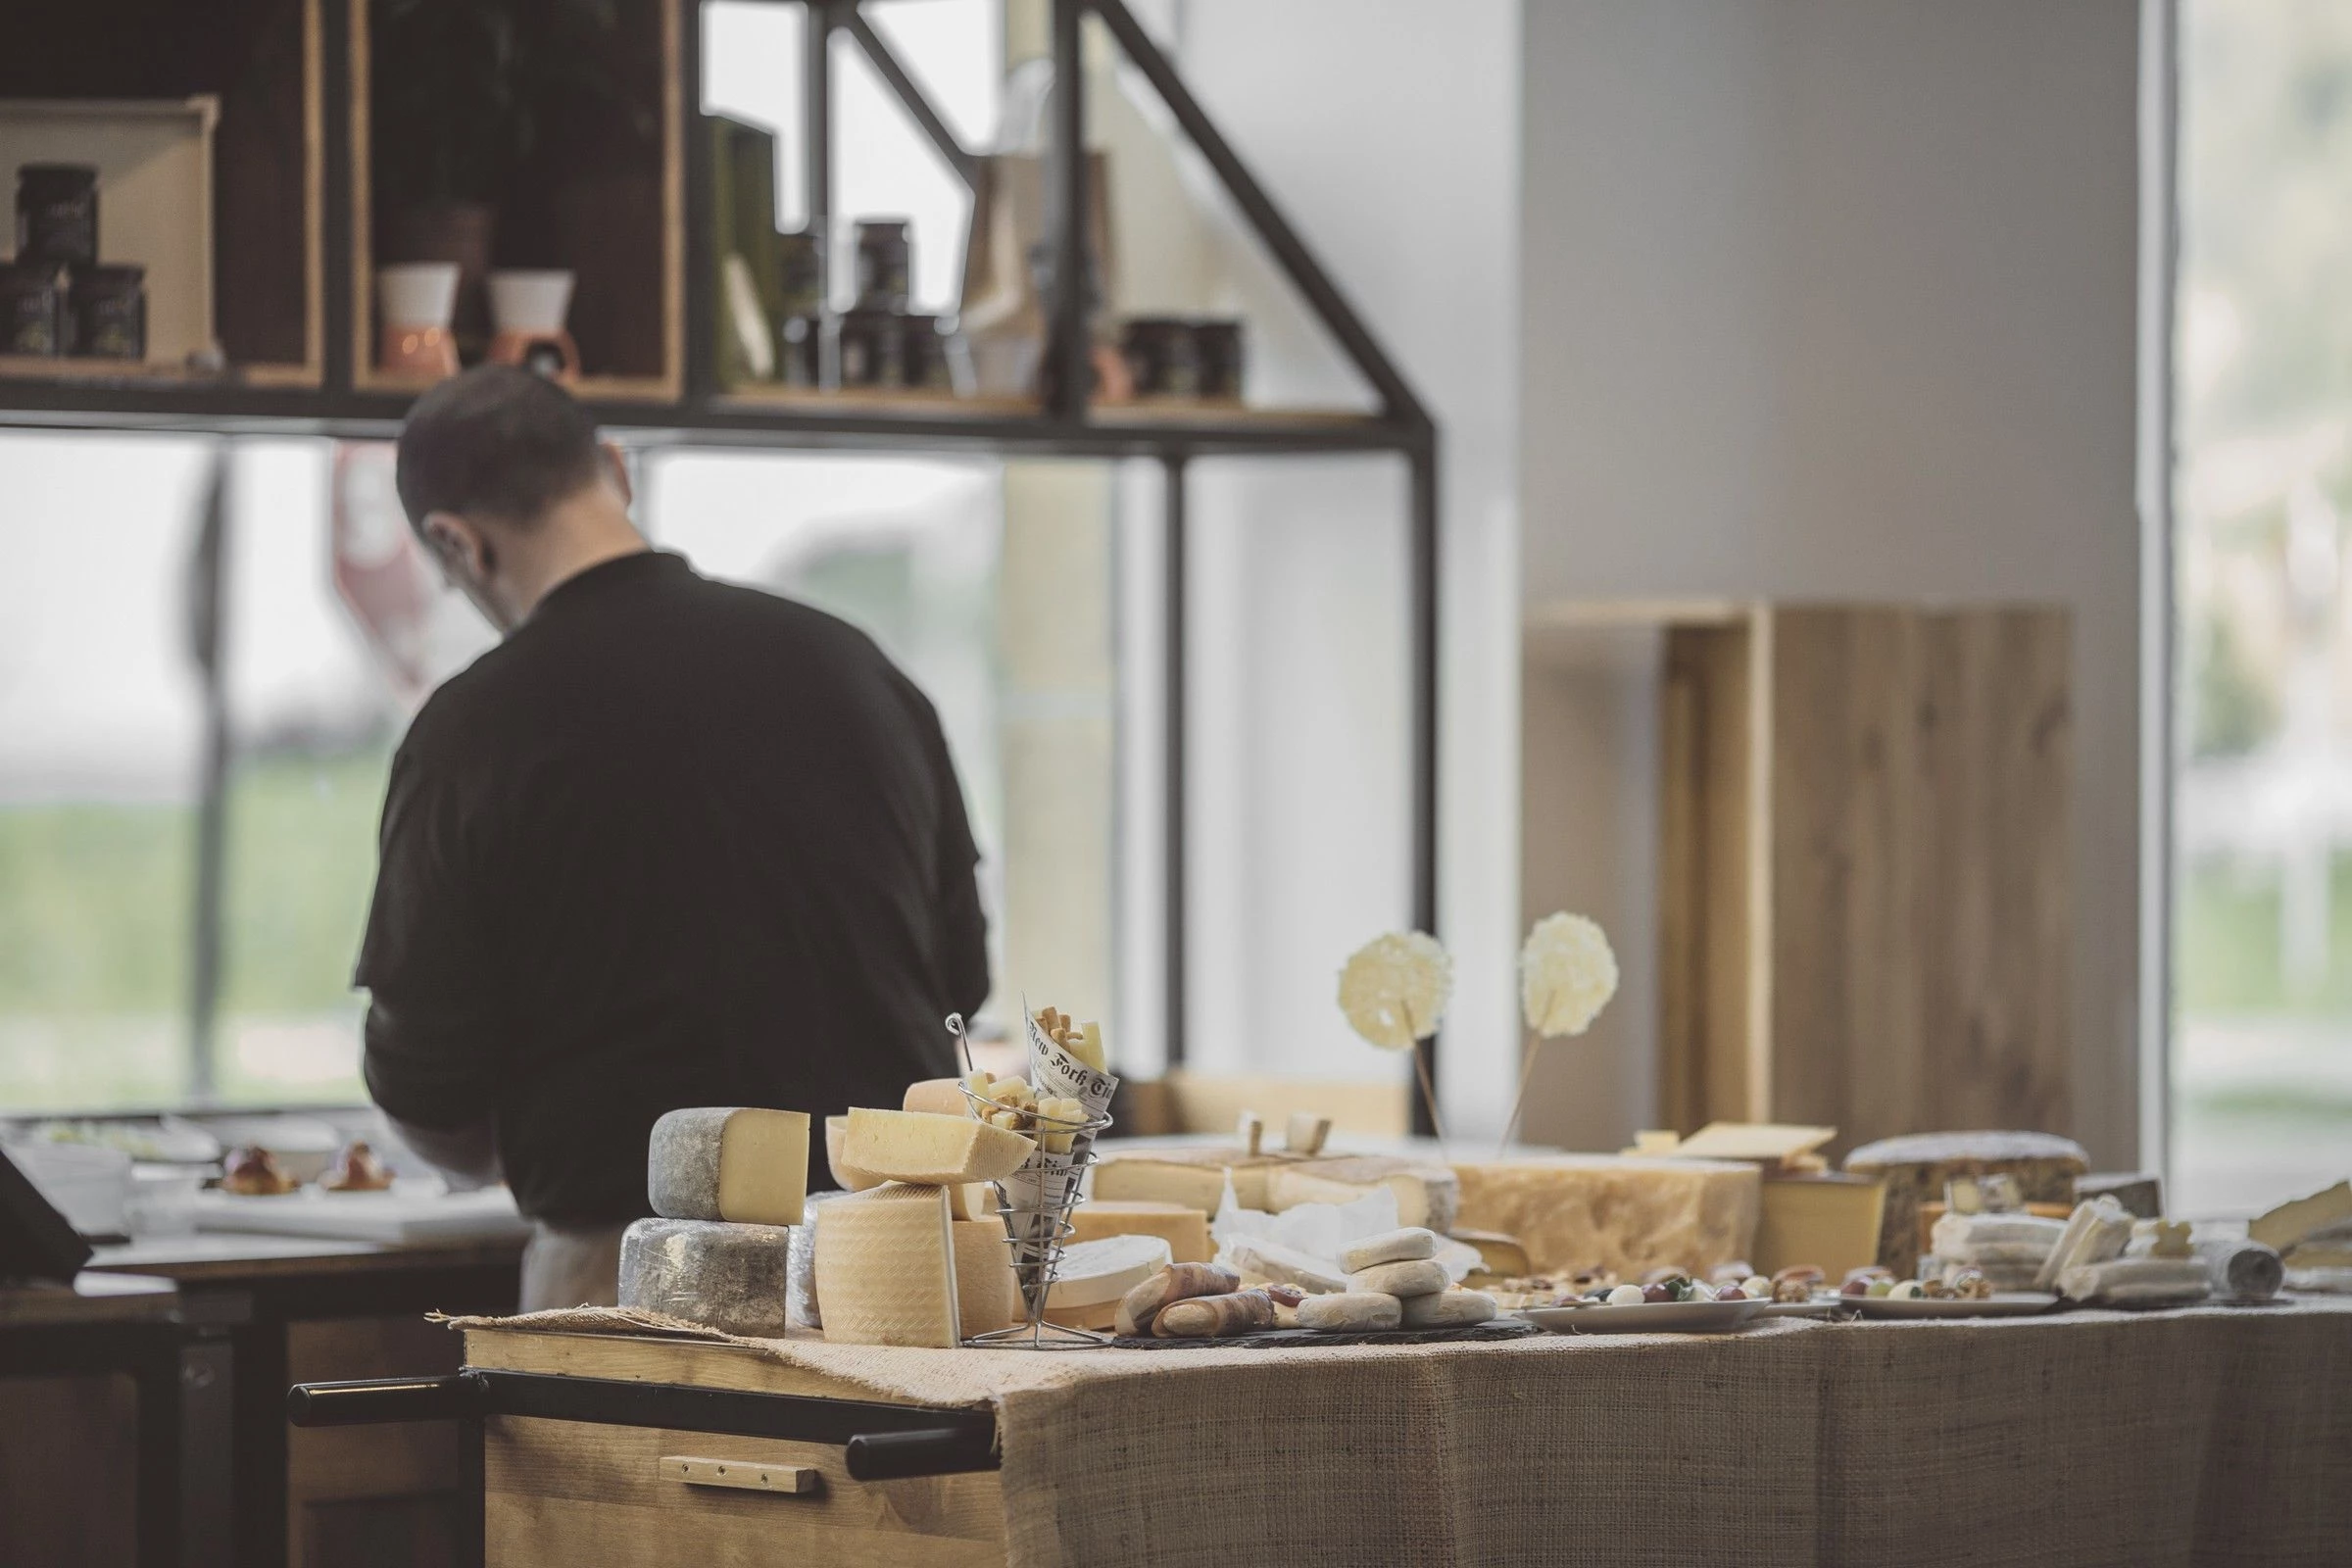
355 368 990 1308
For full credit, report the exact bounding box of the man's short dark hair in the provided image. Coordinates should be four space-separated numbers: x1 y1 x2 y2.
395 366 605 530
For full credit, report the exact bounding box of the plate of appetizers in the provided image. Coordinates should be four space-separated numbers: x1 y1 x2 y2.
1848 1290 2060 1320
1514 1297 1767 1334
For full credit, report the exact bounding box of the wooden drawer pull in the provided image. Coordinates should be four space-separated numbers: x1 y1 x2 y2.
660 1455 823 1495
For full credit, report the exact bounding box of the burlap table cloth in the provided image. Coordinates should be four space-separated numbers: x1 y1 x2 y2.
450 1298 2352 1566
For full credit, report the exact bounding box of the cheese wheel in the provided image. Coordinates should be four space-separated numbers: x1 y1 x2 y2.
813 1184 960 1348
646 1107 809 1227
1044 1234 1174 1310
618 1217 795 1337
1296 1292 1403 1332
950 1217 1018 1337
843 1108 1034 1186
1399 1289 1497 1329
1340 1227 1439 1273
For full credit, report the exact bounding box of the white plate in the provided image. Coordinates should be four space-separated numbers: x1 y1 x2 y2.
1848 1291 2060 1320
1513 1298 1766 1334
1757 1297 1847 1318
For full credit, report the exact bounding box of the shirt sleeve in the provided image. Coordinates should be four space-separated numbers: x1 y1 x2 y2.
353 732 504 1130
922 706 992 1020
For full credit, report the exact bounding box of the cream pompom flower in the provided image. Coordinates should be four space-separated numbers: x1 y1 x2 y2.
1337 931 1453 1051
1520 912 1618 1037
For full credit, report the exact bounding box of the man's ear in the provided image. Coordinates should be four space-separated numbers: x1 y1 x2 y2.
419 511 487 577
602 441 633 508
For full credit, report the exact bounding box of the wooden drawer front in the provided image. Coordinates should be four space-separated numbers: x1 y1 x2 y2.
485 1415 1006 1566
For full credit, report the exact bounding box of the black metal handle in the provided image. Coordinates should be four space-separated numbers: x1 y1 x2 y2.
287 1373 485 1427
844 1427 999 1481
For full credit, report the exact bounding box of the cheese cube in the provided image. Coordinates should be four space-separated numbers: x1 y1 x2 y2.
843 1108 1035 1186
646 1107 809 1227
618 1217 795 1337
1067 1200 1212 1263
813 1184 961 1348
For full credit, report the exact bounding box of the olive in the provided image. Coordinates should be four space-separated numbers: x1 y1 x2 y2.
1840 1277 1872 1297
1642 1282 1675 1304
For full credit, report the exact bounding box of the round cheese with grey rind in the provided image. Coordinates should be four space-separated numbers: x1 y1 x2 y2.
1297 1292 1403 1332
1399 1289 1496 1328
1348 1257 1449 1298
618 1217 795 1337
1340 1226 1439 1274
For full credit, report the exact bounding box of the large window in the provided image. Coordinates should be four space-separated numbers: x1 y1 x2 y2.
2174 1 2352 1211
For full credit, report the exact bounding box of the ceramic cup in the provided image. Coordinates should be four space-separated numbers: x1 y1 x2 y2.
488 270 575 335
377 262 461 328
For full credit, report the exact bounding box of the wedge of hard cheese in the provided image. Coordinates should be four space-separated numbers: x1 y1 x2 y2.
814 1183 961 1348
824 1114 884 1193
646 1107 809 1226
1091 1147 1295 1211
1452 1155 1761 1277
842 1108 1034 1186
1264 1157 1459 1233
950 1217 1019 1337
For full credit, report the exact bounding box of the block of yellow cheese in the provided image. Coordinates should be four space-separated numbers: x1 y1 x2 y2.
842 1108 1034 1186
1451 1155 1761 1277
1068 1200 1212 1263
1090 1147 1293 1211
813 1183 960 1348
646 1107 809 1226
1264 1157 1459 1233
949 1217 1018 1337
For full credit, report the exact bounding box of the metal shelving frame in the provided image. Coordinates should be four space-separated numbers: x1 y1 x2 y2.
0 0 1443 1123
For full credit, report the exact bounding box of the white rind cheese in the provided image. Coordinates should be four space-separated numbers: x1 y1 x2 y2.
813 1183 961 1348
1045 1234 1176 1309
1348 1258 1449 1298
1265 1159 1459 1233
647 1107 810 1227
843 1108 1034 1186
1340 1227 1439 1274
1398 1289 1497 1328
1296 1292 1403 1332
617 1217 795 1337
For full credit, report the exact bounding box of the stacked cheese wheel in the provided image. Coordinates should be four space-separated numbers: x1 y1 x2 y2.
1115 1226 1500 1339
620 1106 814 1337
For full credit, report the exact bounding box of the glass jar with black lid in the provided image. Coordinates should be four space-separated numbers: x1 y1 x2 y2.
17 164 99 268
0 262 67 356
69 264 146 359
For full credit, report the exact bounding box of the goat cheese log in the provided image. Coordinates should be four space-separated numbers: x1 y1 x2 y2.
1152 1288 1279 1339
1115 1262 1242 1337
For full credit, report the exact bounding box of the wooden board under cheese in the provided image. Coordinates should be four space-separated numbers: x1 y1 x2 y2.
1450 1155 1761 1277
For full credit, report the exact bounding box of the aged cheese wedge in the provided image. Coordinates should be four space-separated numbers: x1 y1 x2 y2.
1092 1150 1286 1212
902 1077 976 1118
1264 1158 1460 1232
1067 1200 1212 1263
1045 1234 1175 1309
618 1217 795 1337
813 1184 960 1348
950 1183 1000 1222
1452 1155 1761 1278
2250 1181 2352 1253
646 1107 810 1226
950 1217 1018 1337
842 1108 1034 1186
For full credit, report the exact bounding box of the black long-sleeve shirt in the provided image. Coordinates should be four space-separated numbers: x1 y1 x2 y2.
354 551 989 1225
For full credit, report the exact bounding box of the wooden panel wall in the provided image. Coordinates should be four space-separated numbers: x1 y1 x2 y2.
1657 619 1762 1132
1764 607 2073 1155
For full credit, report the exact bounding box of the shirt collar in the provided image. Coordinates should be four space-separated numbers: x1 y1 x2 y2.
527 550 692 625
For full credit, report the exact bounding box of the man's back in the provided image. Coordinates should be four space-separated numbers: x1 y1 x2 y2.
356 551 988 1224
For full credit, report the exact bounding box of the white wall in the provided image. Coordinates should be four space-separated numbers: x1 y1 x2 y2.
1170 0 1525 1135
1518 1 2146 1162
